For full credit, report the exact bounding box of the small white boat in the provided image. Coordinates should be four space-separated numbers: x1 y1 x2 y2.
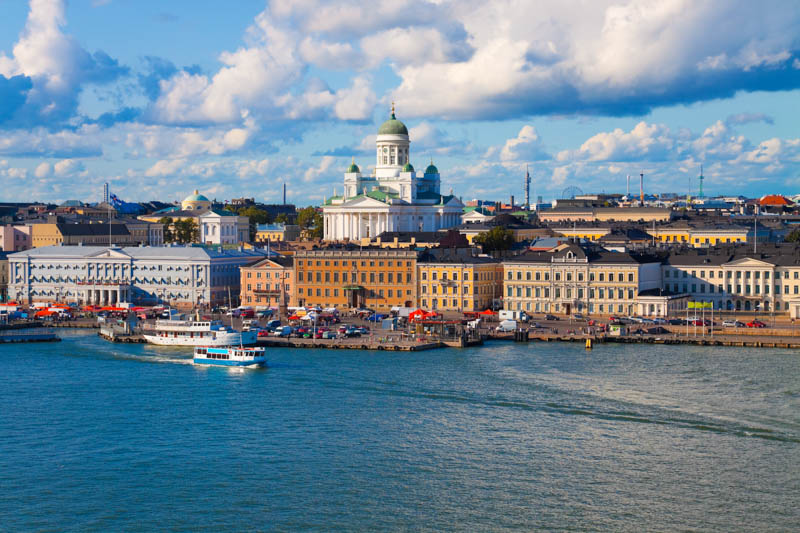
193 346 267 367
142 319 257 347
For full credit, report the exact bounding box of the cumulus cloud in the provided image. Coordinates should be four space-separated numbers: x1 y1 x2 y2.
390 0 800 119
498 125 550 162
559 122 676 162
0 0 127 127
34 162 51 178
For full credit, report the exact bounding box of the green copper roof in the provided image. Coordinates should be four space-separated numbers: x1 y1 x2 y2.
185 192 210 202
402 162 414 172
378 112 408 135
366 189 399 202
424 162 439 174
347 161 360 173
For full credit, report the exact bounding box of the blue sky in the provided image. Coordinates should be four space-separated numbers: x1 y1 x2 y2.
1 0 799 206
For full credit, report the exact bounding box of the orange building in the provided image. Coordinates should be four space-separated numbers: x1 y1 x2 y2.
239 256 294 310
294 248 418 311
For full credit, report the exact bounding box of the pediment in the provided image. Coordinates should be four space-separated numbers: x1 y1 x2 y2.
339 196 390 208
724 257 775 268
86 248 131 259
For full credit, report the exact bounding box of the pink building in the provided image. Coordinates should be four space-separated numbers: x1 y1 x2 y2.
0 225 32 252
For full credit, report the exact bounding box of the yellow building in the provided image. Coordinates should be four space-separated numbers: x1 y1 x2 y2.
551 226 611 241
647 223 758 247
255 223 301 242
240 256 295 310
502 242 662 316
294 248 418 311
417 252 503 312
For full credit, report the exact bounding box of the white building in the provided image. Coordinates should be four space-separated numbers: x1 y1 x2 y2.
322 107 463 241
7 245 267 308
199 210 247 245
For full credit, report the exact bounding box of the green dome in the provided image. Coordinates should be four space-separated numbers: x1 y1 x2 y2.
184 190 209 202
347 161 360 173
424 162 439 175
402 162 414 172
378 112 408 135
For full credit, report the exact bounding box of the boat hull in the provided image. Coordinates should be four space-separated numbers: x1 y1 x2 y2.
193 356 266 367
143 331 257 347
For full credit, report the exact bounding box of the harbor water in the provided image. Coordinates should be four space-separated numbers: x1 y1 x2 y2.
2 329 799 531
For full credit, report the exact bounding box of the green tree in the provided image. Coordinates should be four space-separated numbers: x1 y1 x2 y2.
158 216 175 243
173 218 199 244
296 207 324 240
786 228 800 242
474 226 515 253
275 213 289 224
296 206 317 229
238 206 271 240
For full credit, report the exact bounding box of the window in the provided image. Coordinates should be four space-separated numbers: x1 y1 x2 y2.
599 273 605 281
422 272 427 280
628 273 634 282
526 272 531 280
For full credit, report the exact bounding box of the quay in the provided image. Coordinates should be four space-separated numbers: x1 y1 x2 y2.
258 337 446 351
0 327 60 343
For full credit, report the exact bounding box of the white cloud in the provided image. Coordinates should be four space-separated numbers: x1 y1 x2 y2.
54 158 85 177
34 161 51 178
560 122 675 162
498 125 550 162
145 158 187 177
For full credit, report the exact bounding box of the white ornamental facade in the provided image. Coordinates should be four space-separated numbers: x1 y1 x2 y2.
322 108 463 241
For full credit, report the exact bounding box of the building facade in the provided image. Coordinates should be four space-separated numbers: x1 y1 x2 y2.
255 223 302 243
7 245 267 308
240 256 295 310
662 244 800 316
502 243 662 316
417 251 502 312
294 248 418 311
0 224 32 252
322 108 463 241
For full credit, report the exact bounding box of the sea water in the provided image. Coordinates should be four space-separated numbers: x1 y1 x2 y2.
2 329 799 531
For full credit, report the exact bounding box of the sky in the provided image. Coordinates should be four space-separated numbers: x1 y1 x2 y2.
0 0 799 206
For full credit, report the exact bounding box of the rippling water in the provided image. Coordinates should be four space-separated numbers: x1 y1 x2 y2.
2 330 799 531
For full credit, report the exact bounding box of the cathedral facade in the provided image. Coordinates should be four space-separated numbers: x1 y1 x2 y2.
322 108 463 241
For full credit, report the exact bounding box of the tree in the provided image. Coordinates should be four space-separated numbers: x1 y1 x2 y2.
158 217 175 243
275 213 289 224
238 206 271 241
296 207 317 229
173 218 199 244
786 228 800 242
474 226 515 253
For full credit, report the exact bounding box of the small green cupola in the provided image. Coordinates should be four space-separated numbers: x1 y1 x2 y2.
378 102 409 135
346 157 360 173
424 158 439 175
402 162 414 172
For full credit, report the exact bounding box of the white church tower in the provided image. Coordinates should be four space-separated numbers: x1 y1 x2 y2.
322 105 463 241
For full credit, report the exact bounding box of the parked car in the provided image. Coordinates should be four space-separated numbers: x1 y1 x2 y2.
668 318 683 325
573 313 585 320
257 330 270 338
652 318 667 325
322 330 337 339
344 328 361 338
266 320 281 329
723 320 745 327
544 314 559 321
746 320 766 328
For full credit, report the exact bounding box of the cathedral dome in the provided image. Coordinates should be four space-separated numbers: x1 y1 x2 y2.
181 189 211 211
424 161 439 175
378 110 408 135
402 162 414 172
347 160 360 173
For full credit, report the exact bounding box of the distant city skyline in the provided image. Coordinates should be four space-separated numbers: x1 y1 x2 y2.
1 0 799 204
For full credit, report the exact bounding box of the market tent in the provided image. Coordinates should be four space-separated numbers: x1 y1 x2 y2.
479 309 497 315
408 309 427 320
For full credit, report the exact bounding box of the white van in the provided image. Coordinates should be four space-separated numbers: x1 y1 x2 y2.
496 319 517 332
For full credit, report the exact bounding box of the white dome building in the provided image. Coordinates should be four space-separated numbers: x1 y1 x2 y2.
322 106 463 241
181 190 212 211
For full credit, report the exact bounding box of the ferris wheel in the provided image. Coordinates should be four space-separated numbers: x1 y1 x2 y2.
561 186 584 199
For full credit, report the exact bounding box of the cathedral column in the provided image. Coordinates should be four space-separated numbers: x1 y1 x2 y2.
368 213 373 238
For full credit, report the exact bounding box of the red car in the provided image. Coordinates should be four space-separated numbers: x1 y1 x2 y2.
746 320 766 328
257 330 269 338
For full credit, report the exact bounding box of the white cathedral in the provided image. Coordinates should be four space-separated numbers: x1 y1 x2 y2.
322 107 464 241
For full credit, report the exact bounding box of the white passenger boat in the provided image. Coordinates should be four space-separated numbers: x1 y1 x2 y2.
193 346 267 367
142 319 257 346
